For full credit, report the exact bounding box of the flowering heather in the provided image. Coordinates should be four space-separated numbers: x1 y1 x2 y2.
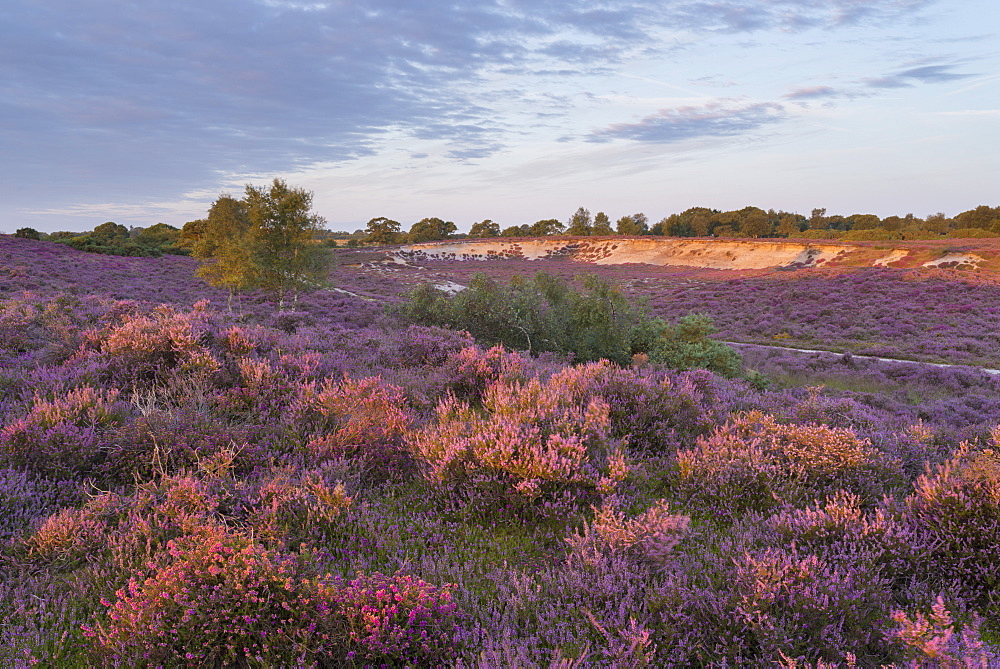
901 443 1000 610
320 571 462 663
566 498 690 569
0 386 130 477
4 237 1000 665
676 410 894 519
889 597 997 666
409 372 629 502
292 375 413 457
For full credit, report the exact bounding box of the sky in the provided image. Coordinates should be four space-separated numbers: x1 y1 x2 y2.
2 0 998 234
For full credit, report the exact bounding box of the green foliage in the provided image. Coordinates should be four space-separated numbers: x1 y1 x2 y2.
566 207 593 236
399 272 639 365
408 217 457 243
365 216 401 245
133 223 185 255
645 313 743 377
56 222 168 257
399 273 742 373
244 179 330 309
529 218 564 236
190 179 331 310
469 219 501 238
14 227 41 240
191 196 256 310
501 224 530 237
616 213 649 236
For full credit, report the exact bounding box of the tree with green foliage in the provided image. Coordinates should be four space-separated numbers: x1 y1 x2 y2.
193 196 256 312
616 213 648 236
365 217 402 245
244 179 330 310
14 227 41 240
501 224 530 237
566 207 593 236
592 212 613 235
529 219 564 236
408 217 457 243
644 313 743 377
469 219 501 238
58 221 168 257
135 223 184 254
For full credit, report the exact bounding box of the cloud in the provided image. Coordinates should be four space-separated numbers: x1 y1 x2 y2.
865 63 975 88
588 100 786 144
784 86 839 100
0 0 938 226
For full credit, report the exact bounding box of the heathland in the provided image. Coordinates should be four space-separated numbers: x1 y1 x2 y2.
2 231 999 666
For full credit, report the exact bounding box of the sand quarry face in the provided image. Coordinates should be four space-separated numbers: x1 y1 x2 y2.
396 238 909 270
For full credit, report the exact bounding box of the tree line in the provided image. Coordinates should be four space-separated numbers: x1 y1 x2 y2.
14 201 1000 252
360 204 1000 245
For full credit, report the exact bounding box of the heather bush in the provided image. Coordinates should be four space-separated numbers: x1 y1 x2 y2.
409 373 629 507
767 491 921 582
0 386 131 477
320 571 462 663
888 597 999 666
566 498 690 569
85 523 463 666
649 542 895 665
442 344 527 403
546 360 722 452
247 467 353 549
96 301 222 388
291 375 416 483
102 405 268 482
676 411 893 518
17 505 108 569
84 525 327 666
0 468 88 543
901 443 1000 611
210 355 298 422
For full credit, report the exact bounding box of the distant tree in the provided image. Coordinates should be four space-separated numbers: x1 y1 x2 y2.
592 211 614 235
848 214 881 231
529 219 563 236
135 223 184 254
775 214 803 237
243 179 331 310
92 222 130 243
881 215 905 232
924 212 951 235
470 219 501 238
955 205 1000 231
194 196 256 312
616 213 648 236
408 217 457 243
178 219 208 252
365 216 402 245
809 208 828 230
741 210 771 238
501 224 530 237
566 207 593 236
14 227 41 240
59 221 165 257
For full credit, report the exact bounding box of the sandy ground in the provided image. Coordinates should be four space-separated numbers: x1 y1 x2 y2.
396 238 903 270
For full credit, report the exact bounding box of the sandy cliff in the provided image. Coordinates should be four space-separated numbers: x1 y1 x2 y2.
396 237 910 270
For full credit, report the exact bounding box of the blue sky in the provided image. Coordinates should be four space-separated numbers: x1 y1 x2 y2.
2 0 997 233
